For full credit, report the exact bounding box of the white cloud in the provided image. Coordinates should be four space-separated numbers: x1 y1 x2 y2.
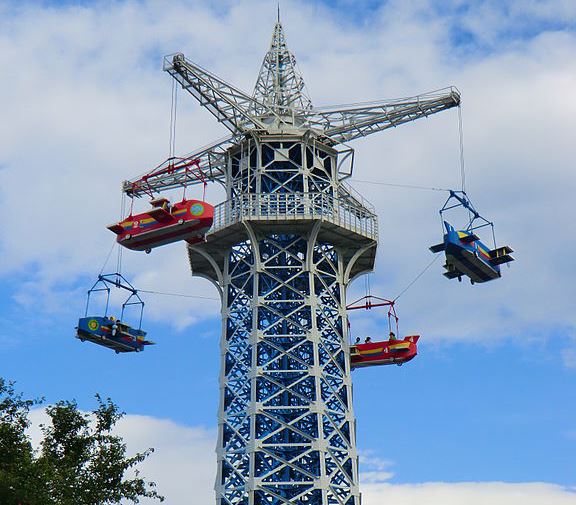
359 449 395 483
116 414 217 504
6 5 573 503
361 481 576 505
0 0 574 349
28 408 217 504
27 409 576 505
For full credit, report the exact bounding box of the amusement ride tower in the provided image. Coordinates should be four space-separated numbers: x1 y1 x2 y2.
125 19 459 505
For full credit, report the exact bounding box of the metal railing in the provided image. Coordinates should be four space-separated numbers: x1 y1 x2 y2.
210 191 378 240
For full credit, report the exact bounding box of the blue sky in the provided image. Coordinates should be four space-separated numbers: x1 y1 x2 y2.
3 307 574 485
0 1 575 503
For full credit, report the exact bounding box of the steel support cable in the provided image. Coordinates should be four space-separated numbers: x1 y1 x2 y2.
138 289 218 301
457 104 466 193
116 192 126 276
169 78 178 158
99 241 117 276
116 237 123 276
352 107 466 194
393 254 441 302
364 272 372 298
456 104 475 229
351 179 450 192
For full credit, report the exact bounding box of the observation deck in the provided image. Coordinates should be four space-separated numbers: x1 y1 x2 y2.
211 189 377 239
188 185 378 286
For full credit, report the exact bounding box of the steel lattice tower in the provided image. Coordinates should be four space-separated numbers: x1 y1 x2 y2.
125 19 459 505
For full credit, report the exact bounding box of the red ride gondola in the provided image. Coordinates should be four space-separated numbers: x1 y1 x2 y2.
107 197 213 253
347 295 420 368
350 335 419 369
107 156 214 253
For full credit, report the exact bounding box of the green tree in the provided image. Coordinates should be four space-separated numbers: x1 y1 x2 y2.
0 379 41 504
0 378 164 504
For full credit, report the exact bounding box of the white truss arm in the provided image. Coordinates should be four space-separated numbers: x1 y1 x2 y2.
308 87 461 144
164 53 286 134
122 135 233 197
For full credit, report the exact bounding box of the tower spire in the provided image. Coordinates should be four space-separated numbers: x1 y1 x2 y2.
252 20 313 120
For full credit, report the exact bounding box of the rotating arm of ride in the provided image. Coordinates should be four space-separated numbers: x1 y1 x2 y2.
307 87 461 144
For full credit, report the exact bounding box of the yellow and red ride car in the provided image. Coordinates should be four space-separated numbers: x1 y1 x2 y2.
350 335 419 369
107 198 214 253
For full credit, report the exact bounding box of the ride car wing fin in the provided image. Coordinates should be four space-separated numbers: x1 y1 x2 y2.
107 223 125 234
429 243 445 253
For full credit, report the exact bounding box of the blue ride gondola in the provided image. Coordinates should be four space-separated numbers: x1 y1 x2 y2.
429 191 514 284
76 273 154 353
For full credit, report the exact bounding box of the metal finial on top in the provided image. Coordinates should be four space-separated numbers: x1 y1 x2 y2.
252 20 313 116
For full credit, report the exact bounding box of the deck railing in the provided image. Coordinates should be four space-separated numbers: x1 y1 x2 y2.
210 191 378 240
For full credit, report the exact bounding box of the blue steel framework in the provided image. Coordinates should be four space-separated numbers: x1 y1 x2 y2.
199 133 378 505
125 19 459 505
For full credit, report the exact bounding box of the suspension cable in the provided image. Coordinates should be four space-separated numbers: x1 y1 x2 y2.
393 255 441 302
138 289 218 301
169 79 178 158
99 241 117 276
352 179 450 192
116 192 126 275
457 105 466 193
364 273 372 298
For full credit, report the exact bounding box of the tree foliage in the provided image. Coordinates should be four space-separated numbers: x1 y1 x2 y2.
0 378 164 504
